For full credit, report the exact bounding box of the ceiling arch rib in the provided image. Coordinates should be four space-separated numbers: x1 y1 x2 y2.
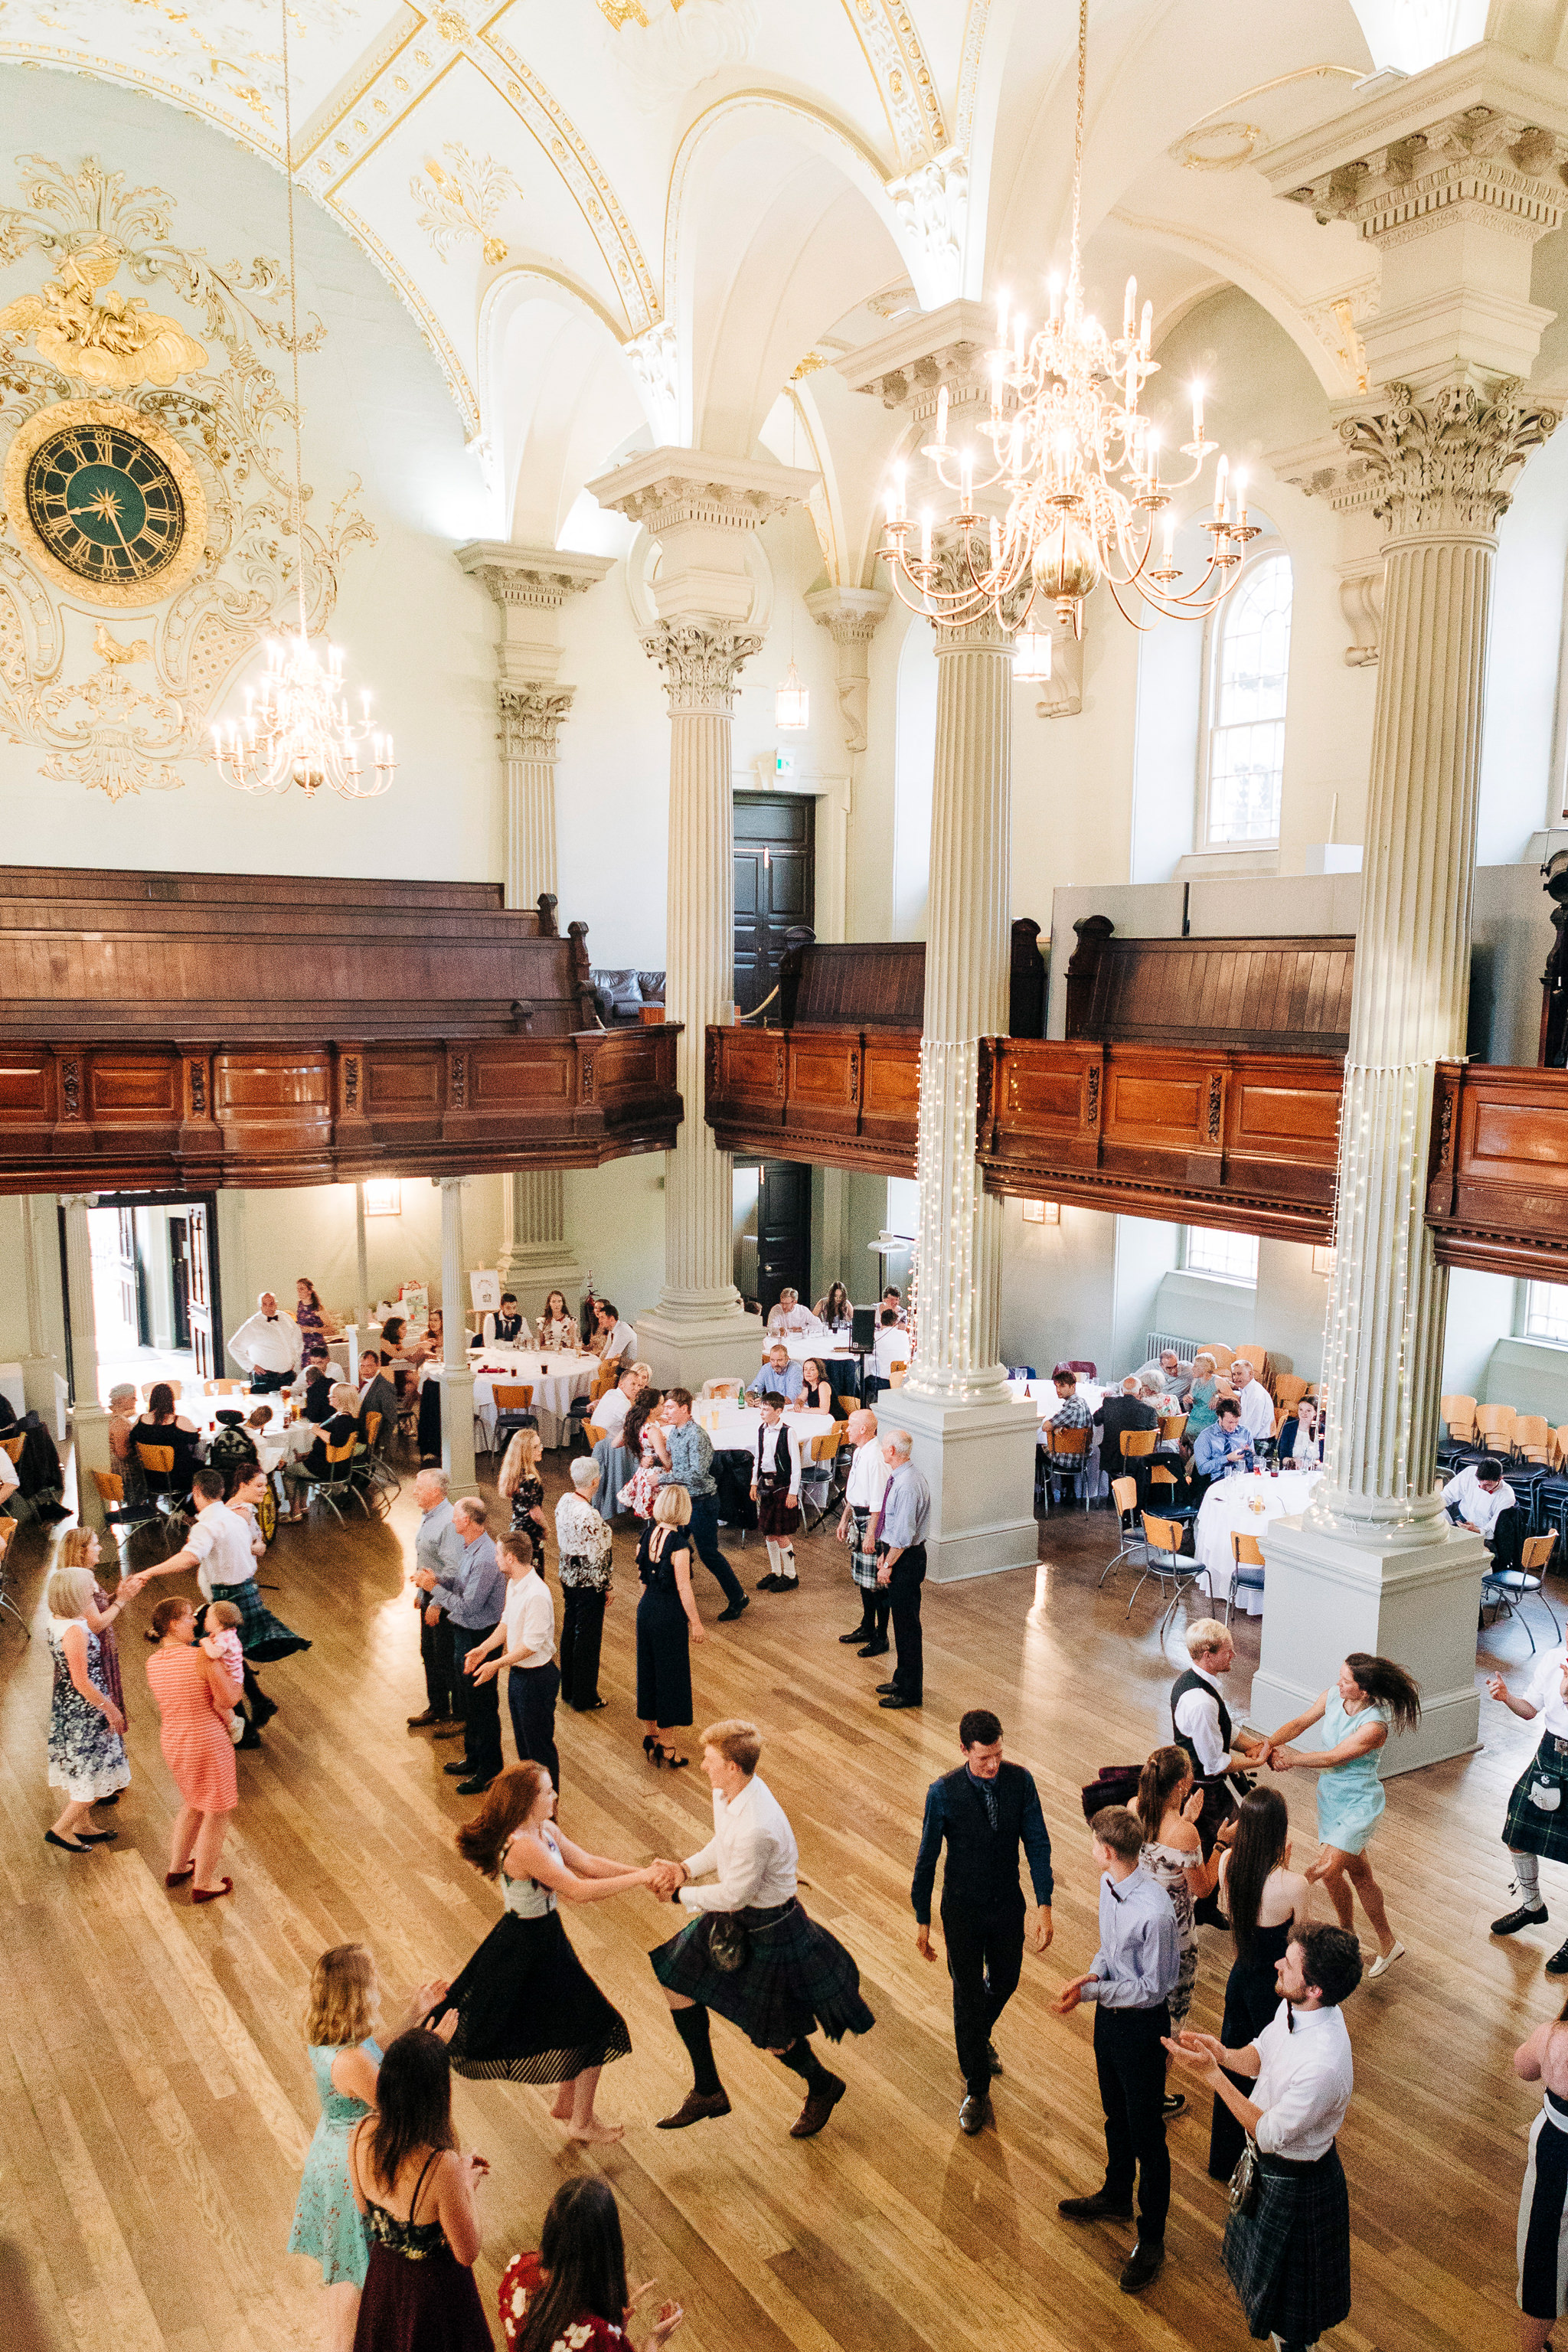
838 0 950 164
478 270 651 544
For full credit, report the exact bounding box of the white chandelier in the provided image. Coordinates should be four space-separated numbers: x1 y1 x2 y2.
211 0 394 801
880 0 1255 646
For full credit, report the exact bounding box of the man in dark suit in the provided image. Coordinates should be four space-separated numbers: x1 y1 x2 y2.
358 1349 402 1453
1096 1374 1160 1501
911 1708 1055 2135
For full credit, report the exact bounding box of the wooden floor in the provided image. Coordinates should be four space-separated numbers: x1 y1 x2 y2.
0 1460 1553 2352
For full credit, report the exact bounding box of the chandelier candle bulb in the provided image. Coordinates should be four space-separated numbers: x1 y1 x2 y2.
1213 454 1228 521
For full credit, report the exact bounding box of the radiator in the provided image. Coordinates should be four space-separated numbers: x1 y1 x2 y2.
1145 1330 1201 1364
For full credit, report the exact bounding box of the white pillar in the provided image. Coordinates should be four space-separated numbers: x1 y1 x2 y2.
438 1178 477 1491
586 448 815 1391
21 1193 63 1430
893 592 1038 1579
59 1194 110 1529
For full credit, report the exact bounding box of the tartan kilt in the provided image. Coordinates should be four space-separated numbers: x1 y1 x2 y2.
649 1897 875 2048
1503 1737 1568 1864
848 1505 879 1591
756 1478 799 1539
207 1575 311 1664
1223 2148 1351 2341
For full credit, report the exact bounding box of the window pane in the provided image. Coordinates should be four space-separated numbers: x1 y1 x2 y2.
1527 1282 1568 1342
1186 1227 1259 1283
1208 720 1285 842
1206 553 1292 848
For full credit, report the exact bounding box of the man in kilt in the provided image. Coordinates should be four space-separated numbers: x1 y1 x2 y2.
835 1408 890 1655
1165 1923 1363 2350
648 1717 874 2138
1488 1649 1568 1972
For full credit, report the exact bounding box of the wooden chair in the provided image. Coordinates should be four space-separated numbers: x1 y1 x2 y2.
1474 1403 1517 1456
91 1468 162 1557
1098 1475 1147 1588
308 1434 369 1522
1044 1421 1092 1511
1129 1512 1213 1638
1232 1343 1269 1380
1198 1343 1234 1370
590 1363 619 1403
702 1378 742 1401
1482 1529 1561 1654
1158 1414 1187 1446
1441 1393 1478 1443
799 1428 841 1533
1226 1531 1266 1627
0 1511 24 1636
583 1422 609 1449
359 1409 400 1507
1515 1416 1553 1465
490 1383 536 1459
889 1361 909 1388
1274 1375 1309 1413
0 1432 29 1524
1555 1424 1568 1472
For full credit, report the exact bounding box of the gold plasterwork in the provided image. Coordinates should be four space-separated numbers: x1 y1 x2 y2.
0 236 209 387
3 396 208 607
411 142 520 263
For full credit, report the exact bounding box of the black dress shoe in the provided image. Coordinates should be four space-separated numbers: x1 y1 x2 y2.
1493 1900 1550 1936
839 1626 874 1645
959 2093 990 2135
858 1639 890 1658
1119 2240 1165 2295
879 1693 921 1710
755 1573 782 1592
1547 1939 1568 1978
237 1727 263 1749
716 1598 750 1622
875 1681 898 1694
1058 2190 1134 2221
456 1776 495 1796
443 1759 474 1775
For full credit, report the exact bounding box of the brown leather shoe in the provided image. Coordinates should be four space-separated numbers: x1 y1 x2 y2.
407 1707 441 1729
789 2073 846 2138
655 2089 731 2130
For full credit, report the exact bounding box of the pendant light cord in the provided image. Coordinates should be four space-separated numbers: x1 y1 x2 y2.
1068 0 1086 289
280 0 308 636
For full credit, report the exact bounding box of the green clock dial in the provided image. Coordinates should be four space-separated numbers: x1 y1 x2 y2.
24 421 186 588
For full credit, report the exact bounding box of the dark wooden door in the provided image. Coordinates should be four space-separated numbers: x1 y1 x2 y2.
185 1202 215 1378
734 793 815 1014
756 1160 812 1313
169 1213 191 1349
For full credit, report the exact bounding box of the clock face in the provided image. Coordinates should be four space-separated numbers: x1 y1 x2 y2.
2 397 207 608
25 421 185 590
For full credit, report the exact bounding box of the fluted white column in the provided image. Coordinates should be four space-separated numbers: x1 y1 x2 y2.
439 1178 477 1491
906 607 1014 1406
1258 379 1557 1766
60 1193 111 1529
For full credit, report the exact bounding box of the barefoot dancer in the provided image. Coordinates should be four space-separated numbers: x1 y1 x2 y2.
433 1762 656 2145
1264 1652 1421 1981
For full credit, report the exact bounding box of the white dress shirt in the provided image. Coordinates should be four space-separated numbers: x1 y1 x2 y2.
1230 1377 1274 1441
1442 1463 1517 1541
597 1318 635 1361
755 1418 800 1498
873 1327 909 1379
1172 1668 1229 1778
680 1772 799 1913
767 1302 815 1337
1524 1647 1568 1738
0 1446 18 1504
1248 1998 1354 2161
844 1439 890 1514
502 1569 556 1666
596 1387 632 1441
187 1500 259 1598
228 1308 302 1376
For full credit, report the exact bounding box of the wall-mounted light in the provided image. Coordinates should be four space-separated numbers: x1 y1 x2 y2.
364 1180 402 1217
1022 1199 1060 1225
1312 1243 1334 1276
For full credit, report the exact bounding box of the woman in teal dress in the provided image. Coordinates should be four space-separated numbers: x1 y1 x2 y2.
1266 1652 1423 1985
289 1944 451 2352
1183 1353 1220 1436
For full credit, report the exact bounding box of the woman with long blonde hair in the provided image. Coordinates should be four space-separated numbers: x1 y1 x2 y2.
430 1762 658 2145
498 1426 547 1564
287 1943 452 2351
43 1563 129 1851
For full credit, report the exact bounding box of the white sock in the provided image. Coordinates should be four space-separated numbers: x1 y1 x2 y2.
778 1548 797 1583
765 1538 781 1575
1514 1851 1544 1903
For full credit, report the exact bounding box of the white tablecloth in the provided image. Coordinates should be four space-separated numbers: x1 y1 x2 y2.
697 1404 837 1459
760 1330 857 1365
1014 1378 1107 1497
446 1349 601 1449
187 1395 298 1474
1193 1468 1321 1614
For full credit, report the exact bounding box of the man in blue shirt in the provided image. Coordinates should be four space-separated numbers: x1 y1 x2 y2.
1053 1804 1181 2297
1192 1400 1256 1500
414 1493 505 1794
407 1468 466 1731
875 1429 931 1709
754 1343 805 1406
911 1709 1054 2135
658 1390 750 1619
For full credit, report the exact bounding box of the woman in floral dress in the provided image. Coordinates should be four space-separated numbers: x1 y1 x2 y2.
44 1565 129 1851
1135 1744 1222 2114
498 1429 549 1565
498 2175 684 2352
616 1390 666 1521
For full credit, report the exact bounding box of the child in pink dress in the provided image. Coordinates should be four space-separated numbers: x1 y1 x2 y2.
201 1599 246 1743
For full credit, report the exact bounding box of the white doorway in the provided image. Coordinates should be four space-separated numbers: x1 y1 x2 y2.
83 1195 220 1404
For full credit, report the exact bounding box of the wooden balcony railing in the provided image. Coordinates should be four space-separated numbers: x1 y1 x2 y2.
704 1021 918 1175
1427 1060 1568 1276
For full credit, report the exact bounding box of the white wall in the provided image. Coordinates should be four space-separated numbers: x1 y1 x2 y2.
214 1178 502 1351
564 1158 666 1329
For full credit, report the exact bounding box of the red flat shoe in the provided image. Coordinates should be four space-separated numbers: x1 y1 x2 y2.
165 1866 195 1886
191 1876 234 1904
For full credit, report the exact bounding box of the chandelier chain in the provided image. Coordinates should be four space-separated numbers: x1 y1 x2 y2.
1069 0 1086 289
281 0 307 636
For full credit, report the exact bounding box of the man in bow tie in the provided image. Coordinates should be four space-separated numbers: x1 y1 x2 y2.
227 1289 303 1390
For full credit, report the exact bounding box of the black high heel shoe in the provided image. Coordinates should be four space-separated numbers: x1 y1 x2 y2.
643 1734 657 1760
654 1745 690 1770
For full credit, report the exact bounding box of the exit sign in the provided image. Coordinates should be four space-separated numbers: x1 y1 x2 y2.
775 752 795 779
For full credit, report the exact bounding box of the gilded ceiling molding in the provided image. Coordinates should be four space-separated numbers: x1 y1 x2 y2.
839 0 946 168
412 144 521 265
294 15 426 168
952 0 993 160
478 30 659 332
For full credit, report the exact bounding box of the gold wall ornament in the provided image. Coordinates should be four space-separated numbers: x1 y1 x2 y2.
93 622 152 665
411 145 521 264
0 621 199 800
0 237 209 387
3 396 208 608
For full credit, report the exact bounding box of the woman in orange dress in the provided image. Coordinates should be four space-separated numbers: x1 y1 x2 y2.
144 1593 243 1903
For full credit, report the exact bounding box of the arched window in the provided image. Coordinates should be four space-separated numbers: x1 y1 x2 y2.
1202 551 1292 847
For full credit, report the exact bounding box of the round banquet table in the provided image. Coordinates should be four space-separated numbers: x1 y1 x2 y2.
1011 1376 1107 1498
185 1394 295 1475
1193 1467 1321 1615
433 1348 600 1449
759 1331 857 1364
696 1401 836 1459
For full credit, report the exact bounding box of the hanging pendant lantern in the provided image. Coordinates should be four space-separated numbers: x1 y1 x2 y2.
775 658 809 730
1012 631 1054 684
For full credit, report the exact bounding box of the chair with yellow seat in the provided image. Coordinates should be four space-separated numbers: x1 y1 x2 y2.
1474 1402 1517 1457
1044 1419 1092 1511
1129 1513 1213 1638
1098 1475 1147 1589
1515 1415 1552 1465
1441 1393 1478 1444
1225 1531 1266 1628
0 1510 24 1635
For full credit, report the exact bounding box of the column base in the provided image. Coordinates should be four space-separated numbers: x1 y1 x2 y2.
1250 1510 1487 1774
70 1400 113 1533
885 1390 1040 1583
634 1298 764 1394
439 1366 478 1492
21 1352 67 1441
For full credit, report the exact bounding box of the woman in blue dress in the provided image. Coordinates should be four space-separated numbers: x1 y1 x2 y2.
288 1943 452 2352
1265 1651 1422 1984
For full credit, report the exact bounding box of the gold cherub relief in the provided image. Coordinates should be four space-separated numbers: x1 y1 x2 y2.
0 236 208 387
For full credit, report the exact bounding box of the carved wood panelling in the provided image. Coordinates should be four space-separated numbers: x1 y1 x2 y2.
1426 1060 1568 1276
706 1023 918 1174
1065 918 1354 1056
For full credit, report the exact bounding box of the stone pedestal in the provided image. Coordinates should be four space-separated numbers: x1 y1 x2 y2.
497 1169 583 1328
438 1178 477 1491
60 1193 110 1529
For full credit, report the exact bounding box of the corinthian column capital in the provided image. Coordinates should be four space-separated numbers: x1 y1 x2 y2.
498 684 575 759
640 621 763 717
456 541 612 688
1340 377 1557 540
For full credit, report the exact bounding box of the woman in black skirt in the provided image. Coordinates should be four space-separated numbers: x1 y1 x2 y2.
433 1762 658 2145
1206 1787 1309 2180
637 1486 704 1770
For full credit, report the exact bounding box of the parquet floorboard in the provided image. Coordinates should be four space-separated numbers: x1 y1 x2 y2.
0 1464 1551 2347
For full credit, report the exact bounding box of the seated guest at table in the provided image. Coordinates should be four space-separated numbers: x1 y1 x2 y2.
228 1290 302 1390
766 1287 815 1338
357 1349 401 1451
814 1282 852 1334
881 1285 907 1328
537 1291 578 1350
1228 1357 1275 1446
295 1356 336 1425
130 1383 203 1495
755 1342 805 1406
0 1392 67 1523
410 1311 445 1363
469 1292 526 1348
283 1386 363 1520
207 1409 264 1484
379 1314 408 1356
108 1383 140 1489
589 1298 635 1366
1442 1454 1523 1576
794 1357 848 1421
595 1364 648 1446
1139 1370 1182 1422
1048 1369 1094 1430
864 1311 909 1405
1183 1353 1220 1437
1191 1402 1255 1504
1097 1376 1159 1498
1132 1347 1190 1394
1277 1393 1319 1464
